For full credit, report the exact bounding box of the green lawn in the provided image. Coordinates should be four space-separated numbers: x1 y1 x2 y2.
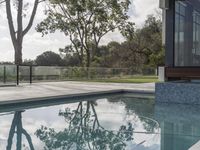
82 76 158 83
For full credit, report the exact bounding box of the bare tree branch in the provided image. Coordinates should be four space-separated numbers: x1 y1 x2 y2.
6 0 17 45
23 0 39 36
17 0 23 43
5 0 41 64
0 0 5 4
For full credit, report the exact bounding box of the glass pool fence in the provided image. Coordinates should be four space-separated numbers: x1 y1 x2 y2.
0 65 157 85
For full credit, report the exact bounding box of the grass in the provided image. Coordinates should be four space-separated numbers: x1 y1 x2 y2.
82 76 158 83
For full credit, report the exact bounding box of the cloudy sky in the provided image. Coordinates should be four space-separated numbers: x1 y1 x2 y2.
0 0 159 62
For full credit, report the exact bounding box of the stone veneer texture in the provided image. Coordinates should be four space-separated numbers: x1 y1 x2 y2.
156 82 200 104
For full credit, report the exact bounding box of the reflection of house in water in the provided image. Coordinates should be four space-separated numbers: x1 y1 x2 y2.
155 103 200 150
118 94 200 149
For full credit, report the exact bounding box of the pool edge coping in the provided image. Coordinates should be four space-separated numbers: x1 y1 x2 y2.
0 89 155 106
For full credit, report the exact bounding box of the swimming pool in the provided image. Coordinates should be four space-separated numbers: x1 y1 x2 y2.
0 92 199 150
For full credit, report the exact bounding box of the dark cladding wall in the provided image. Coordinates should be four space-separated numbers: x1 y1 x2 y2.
164 0 200 67
174 0 200 66
164 0 175 67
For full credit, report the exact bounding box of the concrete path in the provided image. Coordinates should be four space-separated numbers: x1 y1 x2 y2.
0 81 155 104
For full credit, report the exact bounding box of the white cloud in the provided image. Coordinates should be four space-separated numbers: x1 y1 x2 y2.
0 37 9 42
23 32 69 60
100 30 125 45
130 0 159 27
0 0 160 62
0 25 6 30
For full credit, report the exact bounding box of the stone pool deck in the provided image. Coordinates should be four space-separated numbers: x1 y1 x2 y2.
0 81 155 105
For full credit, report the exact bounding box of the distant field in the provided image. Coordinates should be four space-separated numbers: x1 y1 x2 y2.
81 76 158 83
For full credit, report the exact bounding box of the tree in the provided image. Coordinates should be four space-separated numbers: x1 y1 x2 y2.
35 51 63 66
22 59 35 65
37 0 134 68
0 0 41 65
149 47 165 67
91 41 144 69
122 15 164 68
88 15 163 70
106 41 124 68
59 46 82 66
0 61 13 65
7 111 34 150
62 53 81 67
92 41 123 68
35 101 134 150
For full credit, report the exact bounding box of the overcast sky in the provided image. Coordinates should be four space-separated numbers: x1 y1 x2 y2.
0 0 159 62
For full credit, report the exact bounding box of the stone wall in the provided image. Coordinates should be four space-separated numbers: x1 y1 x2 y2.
156 82 200 104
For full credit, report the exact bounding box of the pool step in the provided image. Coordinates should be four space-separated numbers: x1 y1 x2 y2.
189 140 200 150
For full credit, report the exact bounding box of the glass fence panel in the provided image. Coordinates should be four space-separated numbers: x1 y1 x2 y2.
0 65 16 85
60 67 88 80
0 65 157 84
19 66 30 83
0 66 4 83
32 66 62 81
6 65 17 83
32 66 156 82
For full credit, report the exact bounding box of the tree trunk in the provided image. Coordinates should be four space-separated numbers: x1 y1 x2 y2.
86 53 90 68
5 0 39 65
14 43 23 65
86 51 91 79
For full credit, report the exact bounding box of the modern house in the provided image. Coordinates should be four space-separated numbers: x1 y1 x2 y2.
156 0 200 104
161 0 200 80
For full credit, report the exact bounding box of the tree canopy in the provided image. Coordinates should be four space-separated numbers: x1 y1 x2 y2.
123 15 164 68
36 0 134 67
29 14 163 72
35 101 134 150
0 0 163 70
35 51 63 66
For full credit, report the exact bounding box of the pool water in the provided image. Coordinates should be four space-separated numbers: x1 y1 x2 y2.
0 93 199 150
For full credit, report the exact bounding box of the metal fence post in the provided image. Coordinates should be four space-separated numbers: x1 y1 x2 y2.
30 65 32 84
17 65 19 85
3 66 6 84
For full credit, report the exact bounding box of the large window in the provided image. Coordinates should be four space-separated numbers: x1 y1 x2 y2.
193 11 200 65
175 2 186 66
175 0 200 66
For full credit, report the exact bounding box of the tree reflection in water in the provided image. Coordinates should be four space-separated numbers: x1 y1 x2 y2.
35 101 134 150
6 111 34 150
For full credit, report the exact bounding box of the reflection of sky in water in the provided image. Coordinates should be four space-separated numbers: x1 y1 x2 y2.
0 96 160 150
2 94 200 150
